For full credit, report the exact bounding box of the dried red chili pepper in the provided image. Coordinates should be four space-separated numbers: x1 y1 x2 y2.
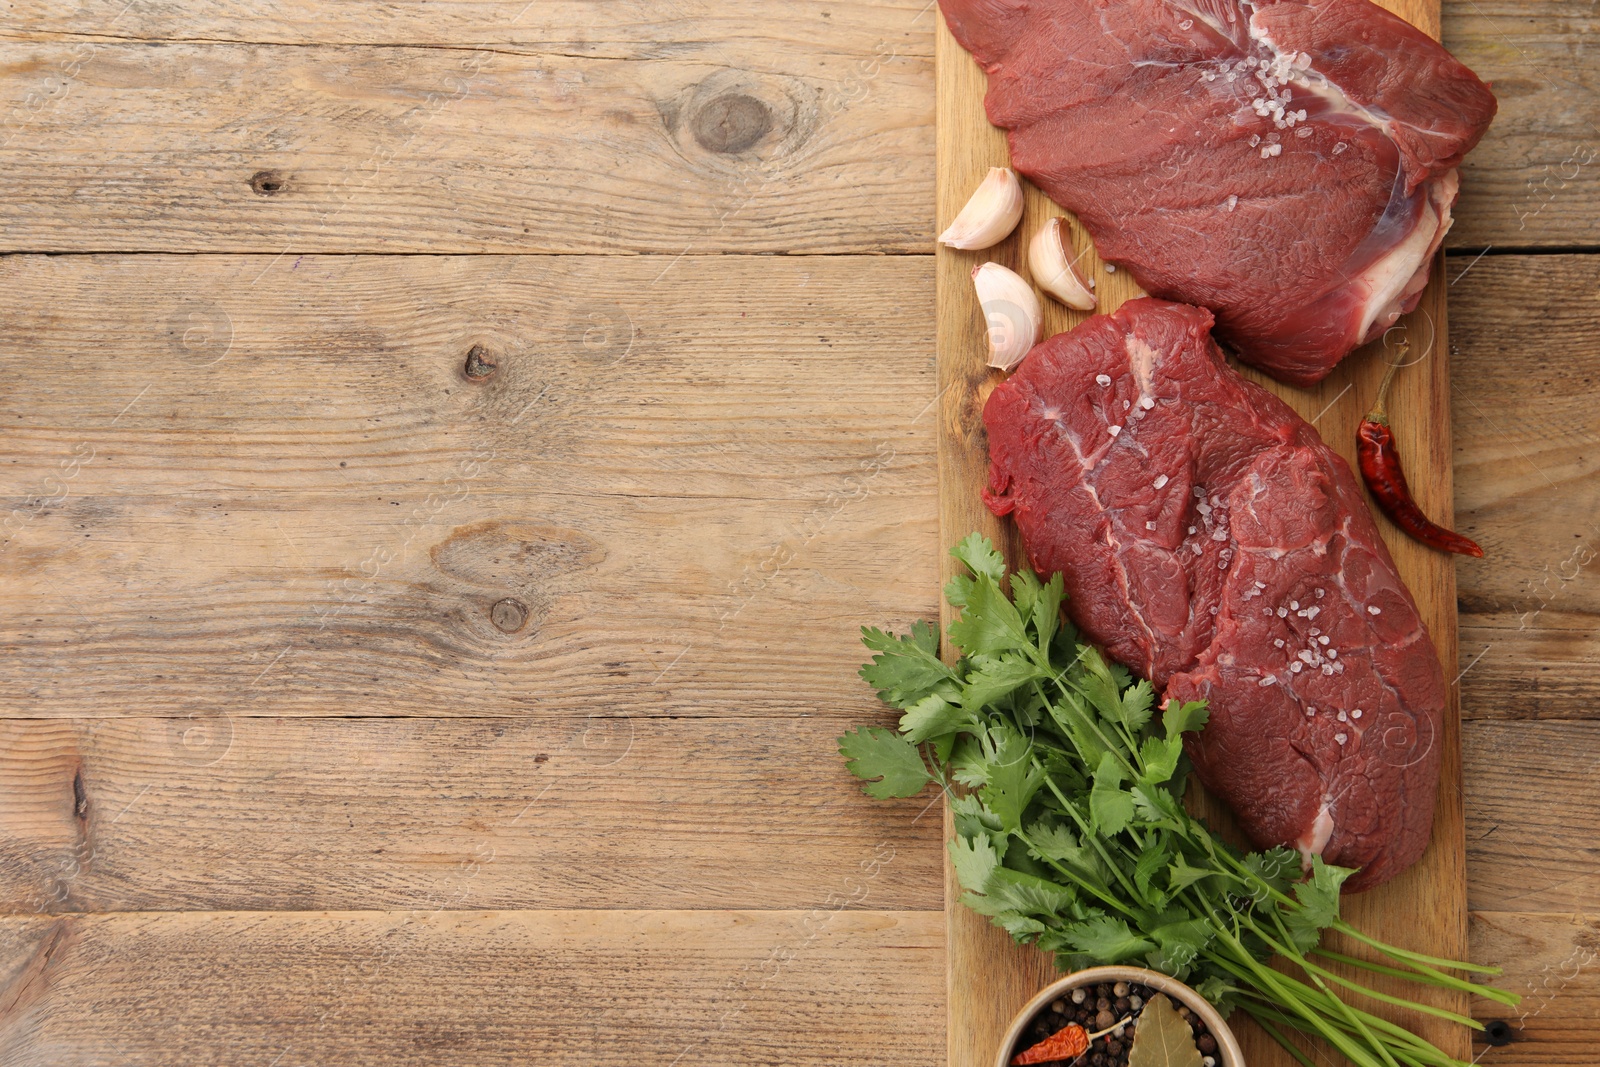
1357 347 1484 559
1011 1023 1090 1066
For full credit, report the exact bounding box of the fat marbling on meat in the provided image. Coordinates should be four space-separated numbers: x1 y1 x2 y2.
941 0 1497 386
982 298 1446 890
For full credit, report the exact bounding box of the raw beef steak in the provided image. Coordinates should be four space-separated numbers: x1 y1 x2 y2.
983 299 1446 890
941 0 1497 387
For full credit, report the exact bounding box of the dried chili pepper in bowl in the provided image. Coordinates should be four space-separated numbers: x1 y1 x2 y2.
1010 1021 1092 1065
1357 345 1484 559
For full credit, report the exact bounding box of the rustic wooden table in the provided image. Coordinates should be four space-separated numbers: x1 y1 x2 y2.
0 3 1594 1065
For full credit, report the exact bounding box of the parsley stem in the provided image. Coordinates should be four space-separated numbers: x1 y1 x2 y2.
1262 909 1410 1067
1039 671 1139 779
1312 947 1518 1005
1333 922 1504 976
1258 932 1482 1029
1015 827 1144 921
1034 763 1145 902
1240 1001 1467 1067
1191 886 1404 1067
1205 935 1389 1067
1225 958 1467 1064
1244 1012 1320 1067
1259 981 1455 1059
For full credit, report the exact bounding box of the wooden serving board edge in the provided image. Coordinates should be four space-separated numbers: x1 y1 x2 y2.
934 4 1470 1065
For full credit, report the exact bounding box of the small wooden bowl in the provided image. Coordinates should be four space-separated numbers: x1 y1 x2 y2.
995 966 1245 1067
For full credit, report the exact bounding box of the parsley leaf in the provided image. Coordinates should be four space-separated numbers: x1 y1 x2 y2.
1242 846 1302 903
949 833 1001 894
1134 839 1173 903
960 653 1044 710
950 793 1001 838
1116 679 1157 733
837 727 932 799
1089 751 1136 836
1163 699 1211 739
1166 853 1214 895
1139 734 1185 785
981 724 1046 833
1283 856 1357 951
897 693 972 744
859 621 952 705
948 735 990 788
952 532 1008 585
1061 916 1155 962
948 574 1031 657
982 869 1079 920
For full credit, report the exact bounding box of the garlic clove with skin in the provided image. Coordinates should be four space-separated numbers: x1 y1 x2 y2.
1028 217 1098 310
940 167 1025 250
972 262 1042 372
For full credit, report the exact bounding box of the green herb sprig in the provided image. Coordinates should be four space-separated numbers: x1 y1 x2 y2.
839 534 1517 1067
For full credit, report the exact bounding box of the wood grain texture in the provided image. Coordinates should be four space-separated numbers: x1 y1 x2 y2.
1468 911 1600 1066
1443 0 1600 250
935 1 1471 1062
1450 253 1600 721
0 712 1581 918
1463 720 1600 914
0 0 941 51
0 715 943 914
0 38 932 253
0 909 945 1066
0 254 938 718
2 2 1596 252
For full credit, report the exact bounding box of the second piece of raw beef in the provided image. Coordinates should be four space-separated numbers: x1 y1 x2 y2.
982 298 1447 890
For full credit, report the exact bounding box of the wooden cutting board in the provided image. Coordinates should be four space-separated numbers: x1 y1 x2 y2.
934 3 1470 1065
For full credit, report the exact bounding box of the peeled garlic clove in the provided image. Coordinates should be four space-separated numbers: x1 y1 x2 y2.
972 262 1041 372
940 167 1025 250
1028 217 1098 310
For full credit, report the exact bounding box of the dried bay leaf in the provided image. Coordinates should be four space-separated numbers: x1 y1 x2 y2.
1127 994 1203 1067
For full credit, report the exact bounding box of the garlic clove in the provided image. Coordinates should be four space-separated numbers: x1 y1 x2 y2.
940 167 1025 250
1028 217 1098 310
972 262 1042 372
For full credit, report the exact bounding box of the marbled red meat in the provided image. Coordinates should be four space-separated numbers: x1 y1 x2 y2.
982 299 1445 890
941 0 1497 386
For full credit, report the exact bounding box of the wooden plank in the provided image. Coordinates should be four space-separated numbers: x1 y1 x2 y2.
1444 0 1600 250
0 39 932 254
2 4 1595 252
0 709 1577 921
935 2 1470 1063
0 715 943 914
0 251 1574 723
0 909 945 1065
1463 720 1600 913
1450 253 1600 721
0 254 938 718
0 0 941 51
1468 911 1600 1065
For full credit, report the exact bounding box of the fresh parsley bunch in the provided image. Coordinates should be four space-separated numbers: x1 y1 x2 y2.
840 534 1515 1067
